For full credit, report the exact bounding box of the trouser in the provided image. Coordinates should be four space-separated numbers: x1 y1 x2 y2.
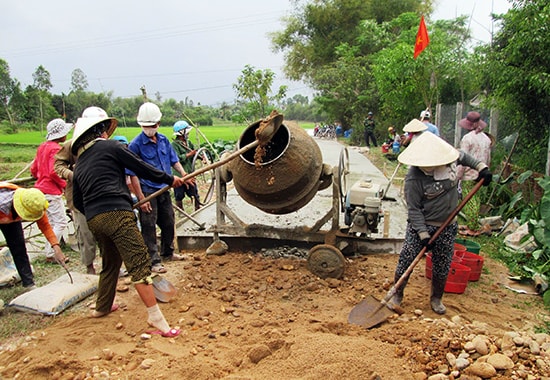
44 194 67 258
138 191 175 265
174 184 201 210
365 131 377 147
88 210 152 314
0 222 34 287
72 207 97 267
395 222 458 283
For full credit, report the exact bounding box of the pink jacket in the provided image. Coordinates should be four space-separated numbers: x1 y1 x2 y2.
31 141 66 195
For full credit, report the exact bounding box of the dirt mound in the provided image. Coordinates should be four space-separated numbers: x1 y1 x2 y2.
0 250 548 379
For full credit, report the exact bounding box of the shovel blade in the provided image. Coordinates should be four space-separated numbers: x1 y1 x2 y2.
348 295 395 329
152 275 177 303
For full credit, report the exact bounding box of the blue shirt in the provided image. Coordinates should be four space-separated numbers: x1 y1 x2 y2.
423 121 440 136
127 132 179 193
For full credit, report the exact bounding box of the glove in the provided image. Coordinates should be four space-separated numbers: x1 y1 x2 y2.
476 167 493 186
418 231 434 251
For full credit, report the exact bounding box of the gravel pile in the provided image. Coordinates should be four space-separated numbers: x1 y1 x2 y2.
381 314 550 379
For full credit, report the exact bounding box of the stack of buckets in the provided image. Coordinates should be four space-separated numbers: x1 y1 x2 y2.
425 238 484 293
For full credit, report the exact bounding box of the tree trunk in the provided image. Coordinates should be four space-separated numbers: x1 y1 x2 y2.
546 129 550 176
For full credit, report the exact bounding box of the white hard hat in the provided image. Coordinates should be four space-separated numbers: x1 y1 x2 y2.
137 102 162 126
398 131 459 167
420 110 431 119
82 106 108 119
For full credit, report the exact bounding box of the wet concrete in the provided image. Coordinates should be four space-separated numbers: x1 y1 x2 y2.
175 134 408 255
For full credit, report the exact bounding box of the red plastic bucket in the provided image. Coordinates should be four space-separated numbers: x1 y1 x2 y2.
454 243 467 252
425 251 464 280
381 144 389 153
460 251 484 281
443 262 471 293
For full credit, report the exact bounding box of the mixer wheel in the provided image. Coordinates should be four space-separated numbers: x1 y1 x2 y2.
307 244 345 279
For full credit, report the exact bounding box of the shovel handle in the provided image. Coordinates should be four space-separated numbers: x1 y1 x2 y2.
387 179 485 302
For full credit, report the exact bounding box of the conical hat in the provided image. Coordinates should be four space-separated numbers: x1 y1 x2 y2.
403 119 428 133
71 116 117 154
398 131 459 167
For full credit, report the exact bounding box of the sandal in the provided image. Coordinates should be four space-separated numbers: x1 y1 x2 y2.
151 263 167 273
146 328 181 338
90 303 120 318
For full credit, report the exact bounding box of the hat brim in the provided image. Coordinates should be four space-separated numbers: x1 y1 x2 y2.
46 123 73 141
398 132 459 167
458 118 487 131
71 117 118 153
13 188 45 221
403 119 428 133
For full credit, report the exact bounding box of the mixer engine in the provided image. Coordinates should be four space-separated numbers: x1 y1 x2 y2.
344 179 383 236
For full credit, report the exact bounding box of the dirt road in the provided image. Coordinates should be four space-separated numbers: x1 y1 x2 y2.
0 135 548 379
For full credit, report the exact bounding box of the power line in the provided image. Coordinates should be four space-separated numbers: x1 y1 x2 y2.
1 12 285 58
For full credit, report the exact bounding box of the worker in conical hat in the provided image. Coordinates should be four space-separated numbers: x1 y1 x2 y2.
402 119 428 147
71 110 186 337
389 132 492 315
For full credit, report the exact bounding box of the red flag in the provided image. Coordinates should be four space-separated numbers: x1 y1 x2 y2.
414 15 429 59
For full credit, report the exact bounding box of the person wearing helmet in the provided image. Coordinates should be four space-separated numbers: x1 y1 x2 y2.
172 121 200 211
112 135 129 145
31 118 73 264
0 184 67 289
71 109 185 336
127 103 193 273
386 126 400 144
363 111 377 148
389 132 492 314
419 109 440 136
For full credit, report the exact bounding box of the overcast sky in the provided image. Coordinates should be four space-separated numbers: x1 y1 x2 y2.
1 0 511 107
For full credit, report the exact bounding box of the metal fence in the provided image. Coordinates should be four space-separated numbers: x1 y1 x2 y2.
435 102 506 147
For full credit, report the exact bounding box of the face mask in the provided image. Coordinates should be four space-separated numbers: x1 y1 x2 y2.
142 127 157 137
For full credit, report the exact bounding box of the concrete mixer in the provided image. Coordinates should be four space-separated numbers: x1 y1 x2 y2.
187 112 404 280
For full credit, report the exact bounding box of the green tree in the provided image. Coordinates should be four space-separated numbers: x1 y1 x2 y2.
270 1 427 133
271 0 425 83
0 59 20 125
484 0 550 173
32 65 53 132
233 65 287 123
70 68 88 92
371 14 473 127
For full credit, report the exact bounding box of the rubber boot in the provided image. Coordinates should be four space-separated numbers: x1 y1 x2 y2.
389 272 409 308
430 277 447 314
194 197 201 211
176 200 183 210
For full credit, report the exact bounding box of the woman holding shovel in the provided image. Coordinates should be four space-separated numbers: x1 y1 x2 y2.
390 132 492 314
71 111 185 337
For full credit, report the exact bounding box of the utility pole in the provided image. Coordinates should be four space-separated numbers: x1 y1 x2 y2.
140 85 148 102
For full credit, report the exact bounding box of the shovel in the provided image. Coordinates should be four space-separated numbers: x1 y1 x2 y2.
152 275 177 302
382 162 401 201
133 111 284 209
348 179 485 329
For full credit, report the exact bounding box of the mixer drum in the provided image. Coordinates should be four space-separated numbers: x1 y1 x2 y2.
229 121 323 214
